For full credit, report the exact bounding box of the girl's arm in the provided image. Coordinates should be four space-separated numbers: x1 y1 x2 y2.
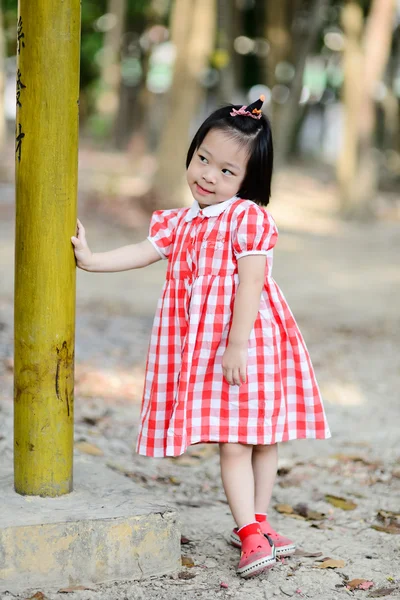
71 219 162 272
222 255 266 386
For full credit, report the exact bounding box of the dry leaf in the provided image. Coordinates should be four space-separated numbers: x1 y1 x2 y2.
314 558 346 569
331 453 380 467
347 579 373 591
75 441 104 456
325 494 357 511
310 522 328 530
181 555 195 568
372 510 400 534
275 503 294 514
371 524 400 535
26 594 47 600
368 587 397 597
294 503 326 521
359 582 374 591
58 586 96 593
294 549 323 558
377 510 400 523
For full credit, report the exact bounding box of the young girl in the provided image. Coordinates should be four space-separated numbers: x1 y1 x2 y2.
72 97 330 579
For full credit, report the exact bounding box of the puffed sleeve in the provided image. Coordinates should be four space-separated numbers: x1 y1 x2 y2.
232 203 278 259
147 209 181 259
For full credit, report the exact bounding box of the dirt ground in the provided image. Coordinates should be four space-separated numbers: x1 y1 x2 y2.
0 158 400 600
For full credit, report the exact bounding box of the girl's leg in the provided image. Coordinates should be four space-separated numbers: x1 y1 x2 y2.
252 443 278 514
251 443 296 557
219 442 255 529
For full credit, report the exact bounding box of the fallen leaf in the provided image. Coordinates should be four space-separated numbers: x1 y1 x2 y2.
275 503 294 514
26 594 47 600
359 582 374 591
368 588 397 598
325 494 357 511
294 549 323 558
58 586 96 593
107 462 149 484
168 476 181 485
331 453 381 467
347 579 374 591
75 441 104 456
314 558 346 569
181 555 195 568
371 524 400 535
377 510 400 523
294 503 326 520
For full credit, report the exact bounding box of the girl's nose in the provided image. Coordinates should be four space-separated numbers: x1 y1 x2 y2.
202 170 216 184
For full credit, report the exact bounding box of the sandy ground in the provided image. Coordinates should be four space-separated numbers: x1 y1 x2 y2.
0 161 400 600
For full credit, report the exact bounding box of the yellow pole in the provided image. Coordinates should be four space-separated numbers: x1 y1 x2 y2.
14 1 81 496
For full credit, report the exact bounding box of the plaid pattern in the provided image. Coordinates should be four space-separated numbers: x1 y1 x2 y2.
136 197 330 457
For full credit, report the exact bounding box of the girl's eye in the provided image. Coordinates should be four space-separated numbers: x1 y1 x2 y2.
199 155 208 164
222 168 233 176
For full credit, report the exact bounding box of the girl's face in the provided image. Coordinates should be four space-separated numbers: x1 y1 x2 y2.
187 129 249 208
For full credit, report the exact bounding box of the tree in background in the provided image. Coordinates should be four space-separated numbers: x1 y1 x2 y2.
95 0 127 145
0 3 5 148
272 0 329 165
153 0 216 208
338 0 396 217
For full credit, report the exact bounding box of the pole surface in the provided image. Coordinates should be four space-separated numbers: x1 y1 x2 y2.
14 1 81 496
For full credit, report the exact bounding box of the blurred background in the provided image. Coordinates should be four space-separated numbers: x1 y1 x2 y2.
1 6 400 592
1 0 400 217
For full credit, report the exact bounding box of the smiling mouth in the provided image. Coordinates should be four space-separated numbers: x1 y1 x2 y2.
196 183 213 195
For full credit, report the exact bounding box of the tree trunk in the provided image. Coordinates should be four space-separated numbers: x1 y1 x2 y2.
265 0 291 89
274 0 329 166
153 0 216 208
96 0 127 145
216 0 236 104
0 5 6 148
338 0 395 217
337 2 364 213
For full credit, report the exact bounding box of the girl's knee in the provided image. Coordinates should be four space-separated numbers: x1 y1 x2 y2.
253 443 277 454
220 442 252 459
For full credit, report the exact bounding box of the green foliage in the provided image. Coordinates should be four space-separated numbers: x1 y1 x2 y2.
1 0 154 93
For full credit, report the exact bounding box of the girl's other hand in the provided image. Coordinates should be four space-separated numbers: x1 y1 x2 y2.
222 342 247 386
71 219 93 270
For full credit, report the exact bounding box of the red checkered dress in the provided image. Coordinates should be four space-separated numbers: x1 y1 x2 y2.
136 196 330 457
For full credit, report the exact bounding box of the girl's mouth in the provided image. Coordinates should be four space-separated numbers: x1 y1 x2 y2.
196 183 213 195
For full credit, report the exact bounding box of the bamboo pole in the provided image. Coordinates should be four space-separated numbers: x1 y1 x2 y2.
14 0 81 496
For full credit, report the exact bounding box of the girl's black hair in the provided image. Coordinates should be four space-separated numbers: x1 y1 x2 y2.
186 104 273 206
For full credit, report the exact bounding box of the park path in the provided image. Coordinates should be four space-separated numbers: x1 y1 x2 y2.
0 158 399 599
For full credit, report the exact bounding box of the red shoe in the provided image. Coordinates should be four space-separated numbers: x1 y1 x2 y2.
236 522 276 578
231 515 296 558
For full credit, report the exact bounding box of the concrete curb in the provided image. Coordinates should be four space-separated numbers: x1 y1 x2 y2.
0 456 181 593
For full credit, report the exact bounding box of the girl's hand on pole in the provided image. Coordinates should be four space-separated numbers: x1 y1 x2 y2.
71 219 93 270
222 343 247 386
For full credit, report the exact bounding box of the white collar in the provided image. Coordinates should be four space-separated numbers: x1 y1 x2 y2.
185 196 238 222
